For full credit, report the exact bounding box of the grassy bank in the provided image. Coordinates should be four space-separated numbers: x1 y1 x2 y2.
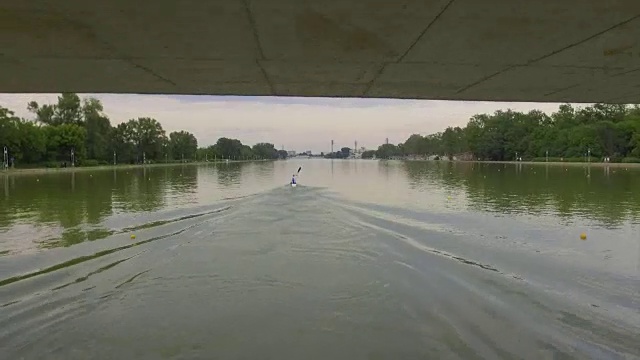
397 158 640 168
444 160 640 168
0 159 272 176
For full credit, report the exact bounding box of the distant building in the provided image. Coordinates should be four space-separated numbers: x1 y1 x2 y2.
287 150 297 157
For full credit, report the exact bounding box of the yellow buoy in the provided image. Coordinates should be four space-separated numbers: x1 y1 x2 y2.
580 233 587 240
130 234 136 240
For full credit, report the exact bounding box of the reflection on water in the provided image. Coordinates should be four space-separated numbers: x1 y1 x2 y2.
214 162 244 188
0 163 255 252
1 160 640 254
0 160 639 359
402 161 640 229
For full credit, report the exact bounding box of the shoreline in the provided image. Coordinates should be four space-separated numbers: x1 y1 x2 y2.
405 159 640 168
0 159 273 176
460 160 640 168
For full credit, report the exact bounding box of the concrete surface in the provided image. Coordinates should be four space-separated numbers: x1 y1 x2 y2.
1 0 639 102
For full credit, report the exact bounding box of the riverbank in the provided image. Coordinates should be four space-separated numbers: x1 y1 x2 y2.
0 159 273 176
396 158 640 168
458 160 640 168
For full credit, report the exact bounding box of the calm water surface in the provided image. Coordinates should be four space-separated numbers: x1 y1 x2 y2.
1 160 639 359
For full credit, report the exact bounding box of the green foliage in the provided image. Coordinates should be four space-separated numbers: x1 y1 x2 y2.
361 150 376 159
169 130 198 161
28 93 83 126
277 149 288 159
394 103 640 162
215 137 244 159
80 159 100 167
43 123 86 162
126 117 167 162
375 143 402 159
0 107 23 162
251 143 278 159
2 93 278 168
195 140 278 161
83 98 111 162
18 120 46 164
202 145 221 160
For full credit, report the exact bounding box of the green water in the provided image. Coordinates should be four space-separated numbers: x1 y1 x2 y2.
0 160 639 359
1 161 638 252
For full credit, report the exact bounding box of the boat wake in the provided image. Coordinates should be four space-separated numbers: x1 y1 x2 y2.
1 186 638 359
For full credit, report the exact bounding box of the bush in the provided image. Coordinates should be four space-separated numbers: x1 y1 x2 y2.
80 159 100 167
621 157 640 163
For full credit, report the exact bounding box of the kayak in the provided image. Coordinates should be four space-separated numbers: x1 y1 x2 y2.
290 167 301 187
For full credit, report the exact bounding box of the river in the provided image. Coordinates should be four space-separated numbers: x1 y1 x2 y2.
1 159 639 359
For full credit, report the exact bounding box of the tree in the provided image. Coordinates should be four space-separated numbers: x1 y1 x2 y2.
252 143 278 159
0 107 21 158
17 120 46 164
403 134 423 155
341 147 351 158
215 137 244 159
168 130 198 161
28 93 83 126
277 149 288 159
44 123 86 163
362 150 376 159
126 117 167 163
393 103 640 162
55 93 83 125
1 92 290 168
83 98 111 162
240 145 253 159
376 144 400 159
27 101 55 125
111 122 135 164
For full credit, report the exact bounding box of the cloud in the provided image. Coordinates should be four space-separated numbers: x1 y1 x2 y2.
0 93 572 153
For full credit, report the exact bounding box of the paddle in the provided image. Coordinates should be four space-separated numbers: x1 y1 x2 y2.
291 166 302 186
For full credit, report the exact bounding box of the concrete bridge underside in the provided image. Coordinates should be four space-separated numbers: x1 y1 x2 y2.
1 0 639 103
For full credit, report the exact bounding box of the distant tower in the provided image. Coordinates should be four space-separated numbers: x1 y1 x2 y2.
354 140 357 153
331 140 334 154
385 137 389 145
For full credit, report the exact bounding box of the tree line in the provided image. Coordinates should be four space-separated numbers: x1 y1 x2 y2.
0 93 285 168
368 103 640 162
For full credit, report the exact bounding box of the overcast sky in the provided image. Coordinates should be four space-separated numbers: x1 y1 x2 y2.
0 94 570 153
